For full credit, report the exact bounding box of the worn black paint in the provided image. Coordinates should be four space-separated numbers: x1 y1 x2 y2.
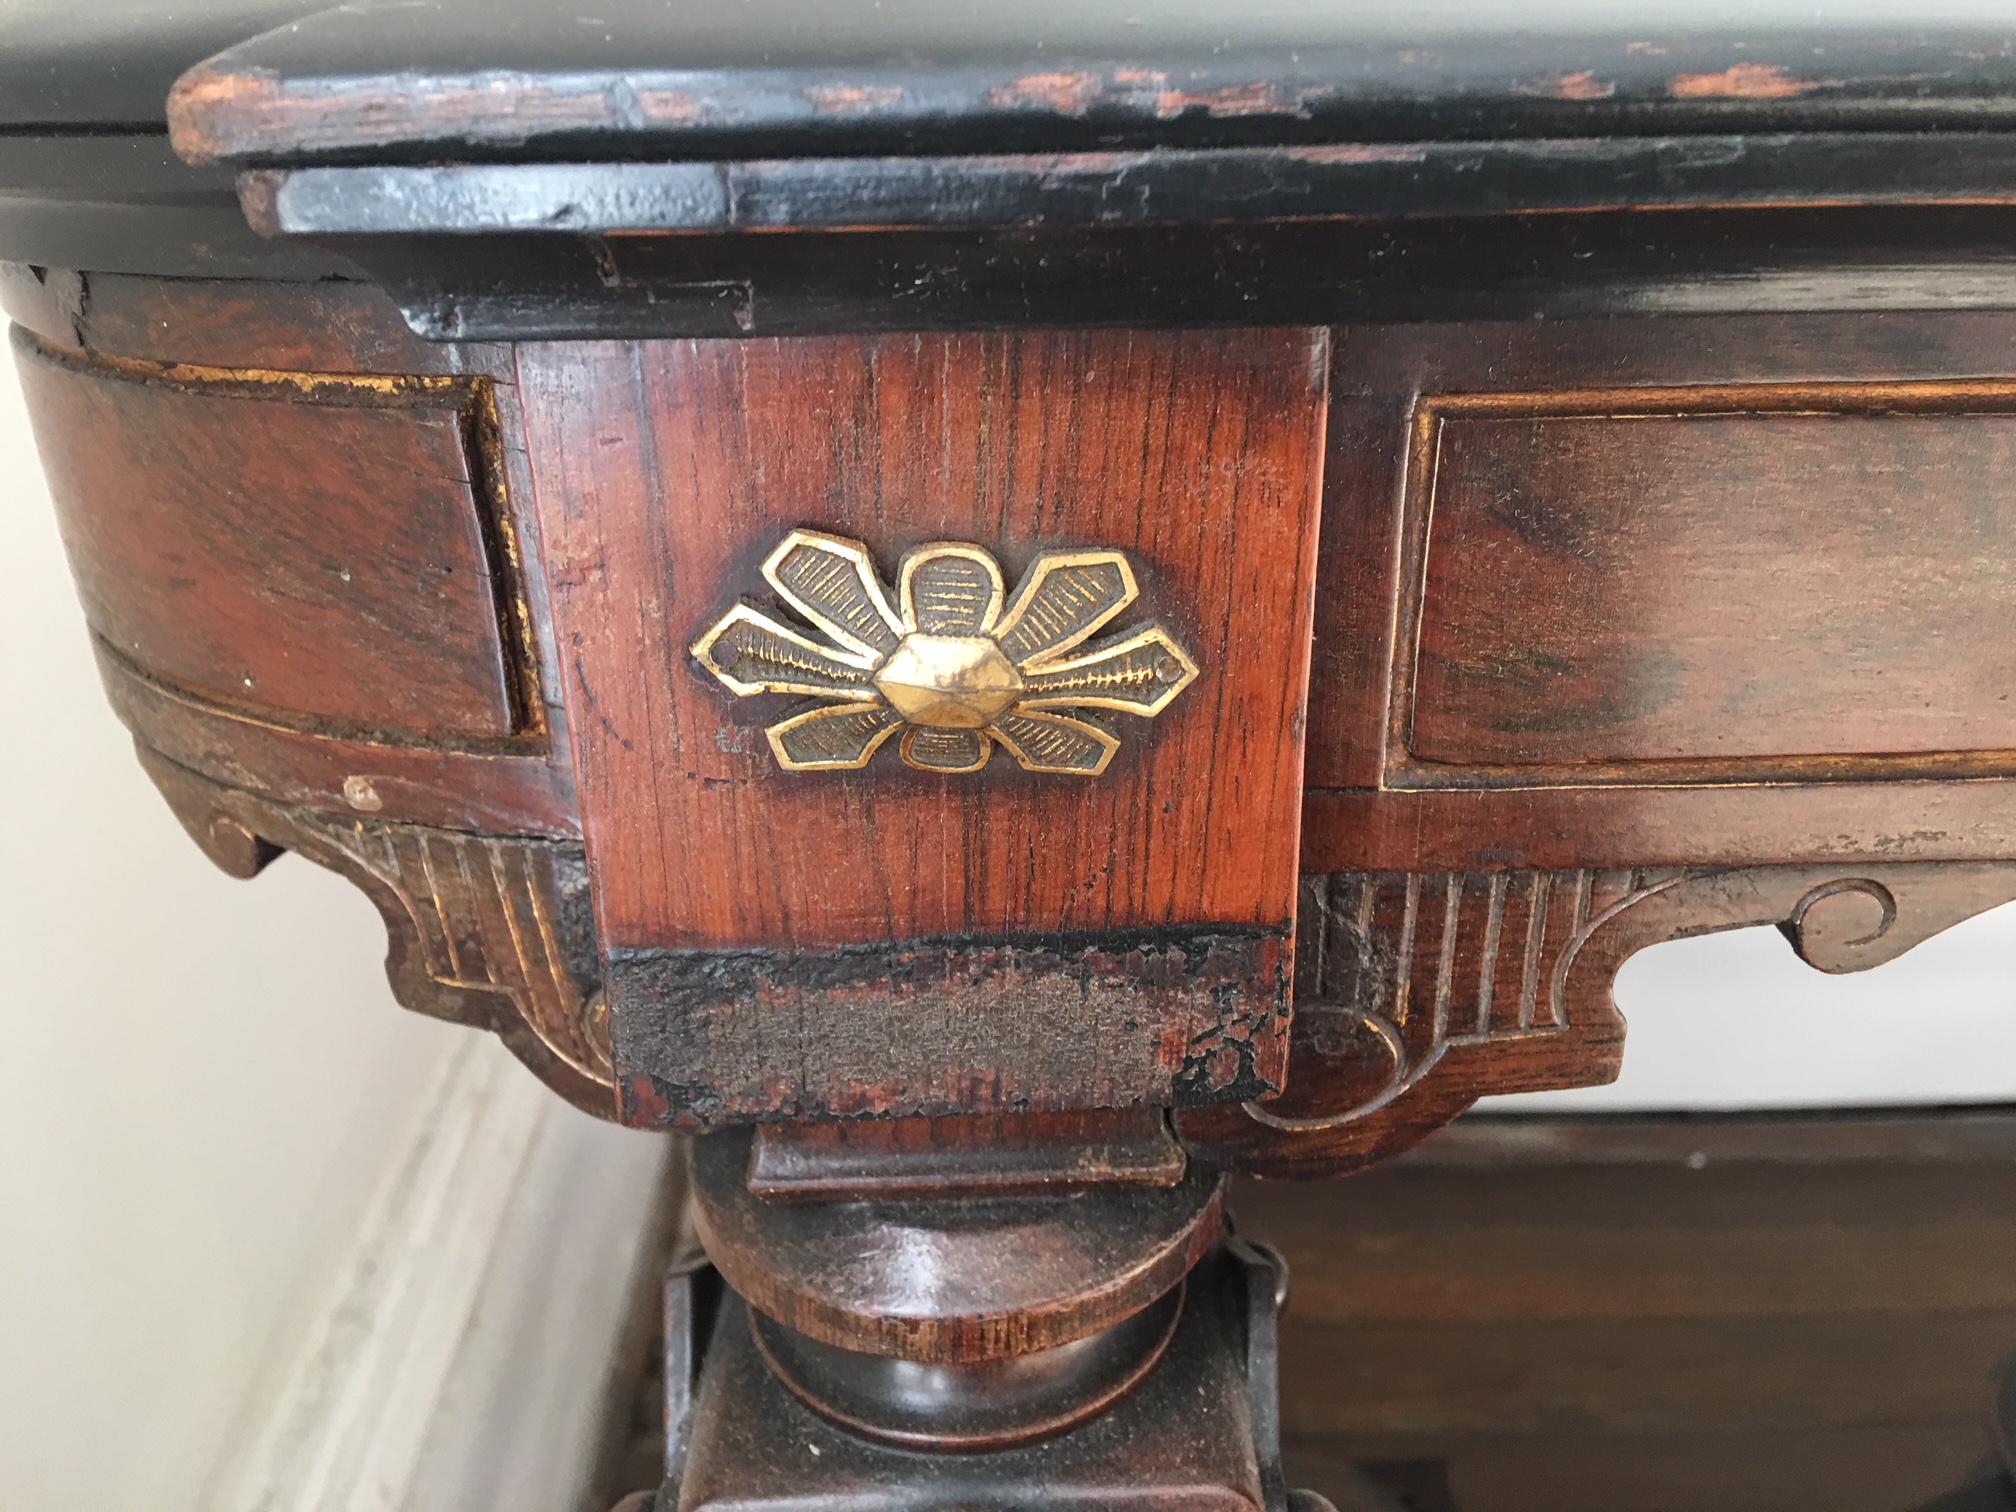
610 922 1291 1128
162 9 2016 165
245 132 2016 243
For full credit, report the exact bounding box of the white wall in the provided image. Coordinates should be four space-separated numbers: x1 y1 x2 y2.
1517 904 2016 1110
0 336 667 1512
4 299 2015 1506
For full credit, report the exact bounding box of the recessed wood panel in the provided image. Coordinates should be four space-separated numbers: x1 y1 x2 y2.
14 329 524 741
1402 385 2016 780
520 328 1325 1124
1299 312 2016 873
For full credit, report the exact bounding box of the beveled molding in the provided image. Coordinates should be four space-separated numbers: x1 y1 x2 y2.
692 529 1198 777
1178 860 2016 1177
97 641 578 839
137 746 615 1120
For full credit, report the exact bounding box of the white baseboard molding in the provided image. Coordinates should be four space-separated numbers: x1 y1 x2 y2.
204 1038 674 1512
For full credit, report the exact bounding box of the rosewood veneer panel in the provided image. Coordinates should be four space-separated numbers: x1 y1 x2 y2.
1306 311 2016 873
519 328 1326 1125
1408 394 2016 775
14 329 525 741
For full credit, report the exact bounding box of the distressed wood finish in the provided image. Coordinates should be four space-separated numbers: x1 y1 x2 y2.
162 13 2016 170
0 265 453 373
69 273 454 373
6 286 580 838
519 329 1325 1127
95 641 577 836
16 7 2016 1502
12 272 2016 1167
9 273 2016 1172
1180 862 2016 1178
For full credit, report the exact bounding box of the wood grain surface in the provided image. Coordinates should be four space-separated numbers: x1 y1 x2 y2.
10 140 2016 1508
14 328 529 741
519 328 1326 1124
691 1125 1224 1362
1305 310 2016 875
97 645 578 837
1408 389 2016 774
0 266 455 374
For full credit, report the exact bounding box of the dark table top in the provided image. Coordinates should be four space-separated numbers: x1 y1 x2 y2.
3 1 2014 284
6 0 2015 159
0 1 320 130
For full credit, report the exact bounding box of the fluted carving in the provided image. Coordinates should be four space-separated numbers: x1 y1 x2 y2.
1179 862 2016 1177
116 752 2016 1161
137 745 616 1119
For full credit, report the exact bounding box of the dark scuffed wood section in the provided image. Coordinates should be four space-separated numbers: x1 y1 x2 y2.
238 136 2016 243
613 927 1289 1125
15 7 2016 1493
519 329 1325 1126
73 272 457 374
1407 389 2016 775
14 328 526 742
158 7 2016 167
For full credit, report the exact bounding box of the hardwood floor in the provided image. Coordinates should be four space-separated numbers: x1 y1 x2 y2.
1234 1110 2016 1512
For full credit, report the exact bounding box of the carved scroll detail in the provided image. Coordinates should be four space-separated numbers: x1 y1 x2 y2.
1178 862 2016 1178
136 745 616 1120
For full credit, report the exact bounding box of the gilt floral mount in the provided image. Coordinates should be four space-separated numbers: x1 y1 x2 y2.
692 530 1199 775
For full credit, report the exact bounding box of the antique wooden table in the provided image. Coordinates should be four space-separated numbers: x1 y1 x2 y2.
8 3 2016 1504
